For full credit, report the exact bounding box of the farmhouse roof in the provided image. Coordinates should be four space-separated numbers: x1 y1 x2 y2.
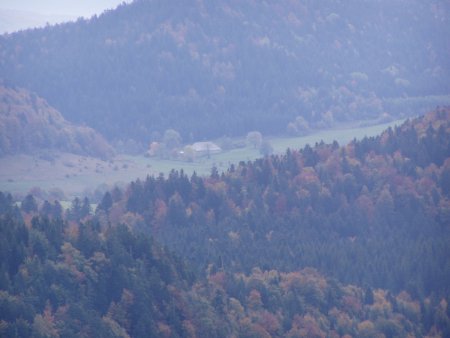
191 142 221 152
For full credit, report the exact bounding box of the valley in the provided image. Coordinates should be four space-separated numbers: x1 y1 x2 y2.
0 1 449 336
0 119 403 200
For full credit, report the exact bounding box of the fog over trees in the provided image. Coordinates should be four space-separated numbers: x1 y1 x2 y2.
1 0 449 144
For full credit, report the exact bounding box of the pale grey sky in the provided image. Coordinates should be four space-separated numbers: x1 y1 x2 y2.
0 0 132 16
0 0 133 33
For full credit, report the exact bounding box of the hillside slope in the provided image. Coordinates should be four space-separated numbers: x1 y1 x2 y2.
0 86 114 158
1 0 449 142
1 191 448 337
102 108 450 301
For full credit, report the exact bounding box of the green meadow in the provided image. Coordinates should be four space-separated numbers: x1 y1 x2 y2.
140 119 406 176
0 119 405 200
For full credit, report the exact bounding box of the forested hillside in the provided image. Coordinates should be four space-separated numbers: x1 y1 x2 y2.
1 109 449 336
0 86 114 158
1 0 449 142
96 108 450 303
1 192 449 336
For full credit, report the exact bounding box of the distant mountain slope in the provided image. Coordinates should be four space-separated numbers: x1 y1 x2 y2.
0 86 114 158
0 0 449 142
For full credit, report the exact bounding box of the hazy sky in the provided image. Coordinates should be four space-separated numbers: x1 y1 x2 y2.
0 0 134 33
0 0 132 16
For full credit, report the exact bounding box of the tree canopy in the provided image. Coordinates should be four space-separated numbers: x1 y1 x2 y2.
1 0 449 143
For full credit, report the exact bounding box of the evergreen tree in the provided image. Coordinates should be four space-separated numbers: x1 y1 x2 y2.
97 192 113 213
80 197 91 218
21 194 37 213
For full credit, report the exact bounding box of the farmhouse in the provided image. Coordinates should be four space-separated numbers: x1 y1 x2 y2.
191 142 222 157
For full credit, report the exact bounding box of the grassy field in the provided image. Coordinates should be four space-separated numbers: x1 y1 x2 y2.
0 119 404 200
153 119 406 175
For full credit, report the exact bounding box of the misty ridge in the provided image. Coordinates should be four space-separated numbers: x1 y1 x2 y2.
0 1 450 337
0 0 449 148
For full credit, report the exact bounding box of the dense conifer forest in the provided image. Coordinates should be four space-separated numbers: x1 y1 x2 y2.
1 0 449 143
1 109 449 337
1 1 450 336
118 109 450 298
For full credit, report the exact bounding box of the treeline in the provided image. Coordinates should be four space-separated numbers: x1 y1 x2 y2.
1 192 449 337
1 0 449 142
101 108 450 302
